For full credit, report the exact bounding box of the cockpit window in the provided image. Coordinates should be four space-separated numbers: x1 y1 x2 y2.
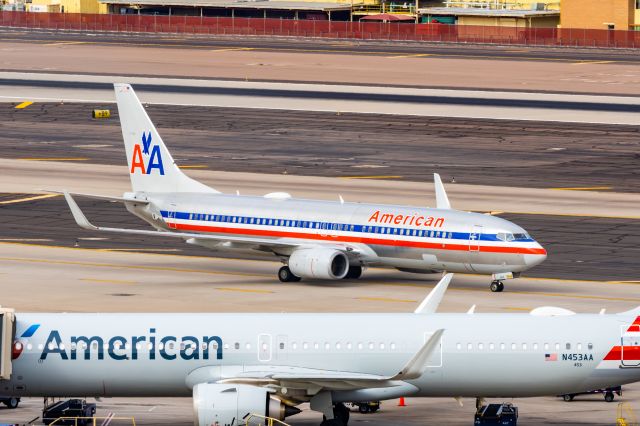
497 232 531 242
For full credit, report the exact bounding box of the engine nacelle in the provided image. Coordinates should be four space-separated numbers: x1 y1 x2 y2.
288 248 349 280
193 383 299 426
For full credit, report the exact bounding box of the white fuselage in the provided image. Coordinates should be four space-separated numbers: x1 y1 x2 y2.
7 312 640 399
129 192 546 275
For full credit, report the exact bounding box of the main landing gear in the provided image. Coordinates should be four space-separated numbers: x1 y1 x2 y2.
321 403 350 426
278 266 301 283
490 280 505 292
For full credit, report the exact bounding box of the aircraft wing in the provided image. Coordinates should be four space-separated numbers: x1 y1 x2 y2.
217 329 444 391
62 192 365 254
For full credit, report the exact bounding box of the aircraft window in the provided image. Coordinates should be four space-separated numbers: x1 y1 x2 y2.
369 342 374 350
234 342 240 350
336 342 341 350
303 342 309 350
169 343 175 350
544 343 549 350
489 343 495 350
500 343 505 350
350 225 355 231
325 342 330 350
533 343 538 350
449 232 453 239
158 343 164 350
379 343 385 350
478 343 483 350
347 342 352 350
390 343 396 350
224 344 229 350
588 343 593 350
59 343 66 350
189 214 193 220
268 219 273 225
393 228 398 235
134 343 141 350
292 342 297 350
27 343 32 350
555 343 560 350
577 343 582 350
286 221 290 227
358 343 363 350
314 342 319 350
522 343 527 350
232 217 237 223
511 343 516 351
513 233 528 240
245 343 251 350
279 343 285 350
262 343 268 351
467 343 472 351
456 343 461 350
38 344 44 350
180 343 186 350
566 343 571 350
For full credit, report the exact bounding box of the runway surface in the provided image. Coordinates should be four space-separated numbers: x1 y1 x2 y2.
1 35 640 96
2 27 640 64
3 102 640 191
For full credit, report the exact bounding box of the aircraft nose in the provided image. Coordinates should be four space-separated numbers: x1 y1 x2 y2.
523 244 547 268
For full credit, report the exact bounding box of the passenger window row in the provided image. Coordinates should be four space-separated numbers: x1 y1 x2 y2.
455 342 594 351
184 212 455 240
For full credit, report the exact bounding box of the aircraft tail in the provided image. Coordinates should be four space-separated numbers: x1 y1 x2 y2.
114 83 219 194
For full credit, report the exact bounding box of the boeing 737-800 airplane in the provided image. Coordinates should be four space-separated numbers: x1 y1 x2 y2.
59 84 546 291
1 274 640 426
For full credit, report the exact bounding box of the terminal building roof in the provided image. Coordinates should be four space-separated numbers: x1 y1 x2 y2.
100 0 352 11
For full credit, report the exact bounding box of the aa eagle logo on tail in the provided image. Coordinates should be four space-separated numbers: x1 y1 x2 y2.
130 132 165 175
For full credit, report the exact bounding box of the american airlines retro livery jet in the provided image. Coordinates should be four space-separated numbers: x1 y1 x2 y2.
2 274 640 426
60 84 546 291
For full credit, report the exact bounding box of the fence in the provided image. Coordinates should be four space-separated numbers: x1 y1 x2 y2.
1 11 639 48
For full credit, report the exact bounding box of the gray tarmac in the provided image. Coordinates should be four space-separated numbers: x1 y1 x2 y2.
2 102 640 191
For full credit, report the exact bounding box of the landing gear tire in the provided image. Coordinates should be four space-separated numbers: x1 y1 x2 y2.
358 405 370 414
278 266 301 283
343 265 362 280
563 394 574 402
490 280 504 292
4 397 19 409
605 392 615 402
320 420 344 426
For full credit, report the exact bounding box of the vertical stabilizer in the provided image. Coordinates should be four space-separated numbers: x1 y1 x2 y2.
114 83 219 194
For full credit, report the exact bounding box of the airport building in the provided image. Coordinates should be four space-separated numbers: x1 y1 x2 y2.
560 0 640 30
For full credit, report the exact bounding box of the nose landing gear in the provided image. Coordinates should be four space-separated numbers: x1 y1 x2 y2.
490 280 504 292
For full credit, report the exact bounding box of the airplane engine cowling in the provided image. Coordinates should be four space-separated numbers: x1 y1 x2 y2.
193 383 298 426
288 248 349 280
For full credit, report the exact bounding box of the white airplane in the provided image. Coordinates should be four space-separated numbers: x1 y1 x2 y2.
2 274 640 426
59 84 546 291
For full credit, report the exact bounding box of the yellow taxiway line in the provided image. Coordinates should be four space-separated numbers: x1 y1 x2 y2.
357 297 417 303
549 186 612 191
80 278 137 284
0 194 60 205
14 101 33 109
340 175 403 180
19 157 89 161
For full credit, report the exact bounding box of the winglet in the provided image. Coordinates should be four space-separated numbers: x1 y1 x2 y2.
434 173 451 210
391 329 444 380
414 273 453 315
63 191 99 231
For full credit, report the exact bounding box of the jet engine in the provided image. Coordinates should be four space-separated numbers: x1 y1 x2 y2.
193 383 300 426
288 248 349 280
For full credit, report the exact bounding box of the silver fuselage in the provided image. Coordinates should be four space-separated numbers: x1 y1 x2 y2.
129 192 546 275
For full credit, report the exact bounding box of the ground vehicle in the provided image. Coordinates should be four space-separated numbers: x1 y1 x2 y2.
560 386 622 402
346 401 380 414
0 396 20 409
474 403 518 426
42 399 97 425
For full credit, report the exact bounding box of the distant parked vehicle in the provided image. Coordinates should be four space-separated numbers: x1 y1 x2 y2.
0 396 20 409
560 386 622 402
475 403 518 426
42 399 96 425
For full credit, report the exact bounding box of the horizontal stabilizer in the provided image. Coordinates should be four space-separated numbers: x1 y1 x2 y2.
414 273 453 315
47 190 149 204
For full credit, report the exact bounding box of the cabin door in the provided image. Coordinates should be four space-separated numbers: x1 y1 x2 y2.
620 324 640 368
258 333 272 362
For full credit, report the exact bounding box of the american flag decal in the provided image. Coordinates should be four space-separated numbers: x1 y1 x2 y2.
545 353 557 361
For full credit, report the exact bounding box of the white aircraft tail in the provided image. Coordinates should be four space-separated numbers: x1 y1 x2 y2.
114 83 219 194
